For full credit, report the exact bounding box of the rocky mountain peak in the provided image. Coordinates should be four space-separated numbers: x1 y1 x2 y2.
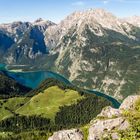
34 18 44 23
59 8 122 31
33 18 55 26
0 18 56 64
0 21 31 34
65 8 115 20
0 19 55 35
45 8 136 50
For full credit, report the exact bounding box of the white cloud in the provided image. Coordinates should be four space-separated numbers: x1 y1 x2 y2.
72 1 85 6
103 0 109 4
99 0 109 4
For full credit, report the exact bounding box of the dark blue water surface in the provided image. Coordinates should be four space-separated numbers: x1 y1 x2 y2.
4 70 71 89
0 64 6 70
0 64 120 108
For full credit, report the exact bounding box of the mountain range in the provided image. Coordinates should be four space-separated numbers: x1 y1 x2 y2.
0 18 55 64
0 9 140 101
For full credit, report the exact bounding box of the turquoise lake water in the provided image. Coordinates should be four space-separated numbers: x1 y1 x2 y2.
0 64 120 108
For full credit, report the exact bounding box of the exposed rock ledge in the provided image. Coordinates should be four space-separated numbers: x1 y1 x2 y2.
48 129 83 140
88 117 129 140
88 95 140 140
48 95 140 140
119 95 139 110
97 106 121 118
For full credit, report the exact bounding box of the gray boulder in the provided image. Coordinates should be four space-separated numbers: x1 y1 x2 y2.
97 106 121 118
48 129 84 140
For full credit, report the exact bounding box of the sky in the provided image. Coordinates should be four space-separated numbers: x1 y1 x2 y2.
0 0 140 24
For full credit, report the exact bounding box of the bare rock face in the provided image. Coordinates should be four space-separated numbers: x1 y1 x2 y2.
119 95 140 110
48 129 84 140
88 117 129 140
44 9 140 101
88 95 140 140
97 106 121 118
45 8 134 49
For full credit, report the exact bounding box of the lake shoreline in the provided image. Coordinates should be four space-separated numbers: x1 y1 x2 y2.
0 63 121 108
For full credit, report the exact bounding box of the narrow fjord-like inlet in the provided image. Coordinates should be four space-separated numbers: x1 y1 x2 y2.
0 64 120 108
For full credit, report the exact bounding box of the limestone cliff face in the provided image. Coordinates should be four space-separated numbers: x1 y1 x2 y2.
48 95 140 140
44 9 140 101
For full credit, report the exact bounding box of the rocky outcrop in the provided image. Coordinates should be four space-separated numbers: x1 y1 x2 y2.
119 95 140 110
88 117 129 140
97 106 121 118
48 129 83 140
88 95 140 140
